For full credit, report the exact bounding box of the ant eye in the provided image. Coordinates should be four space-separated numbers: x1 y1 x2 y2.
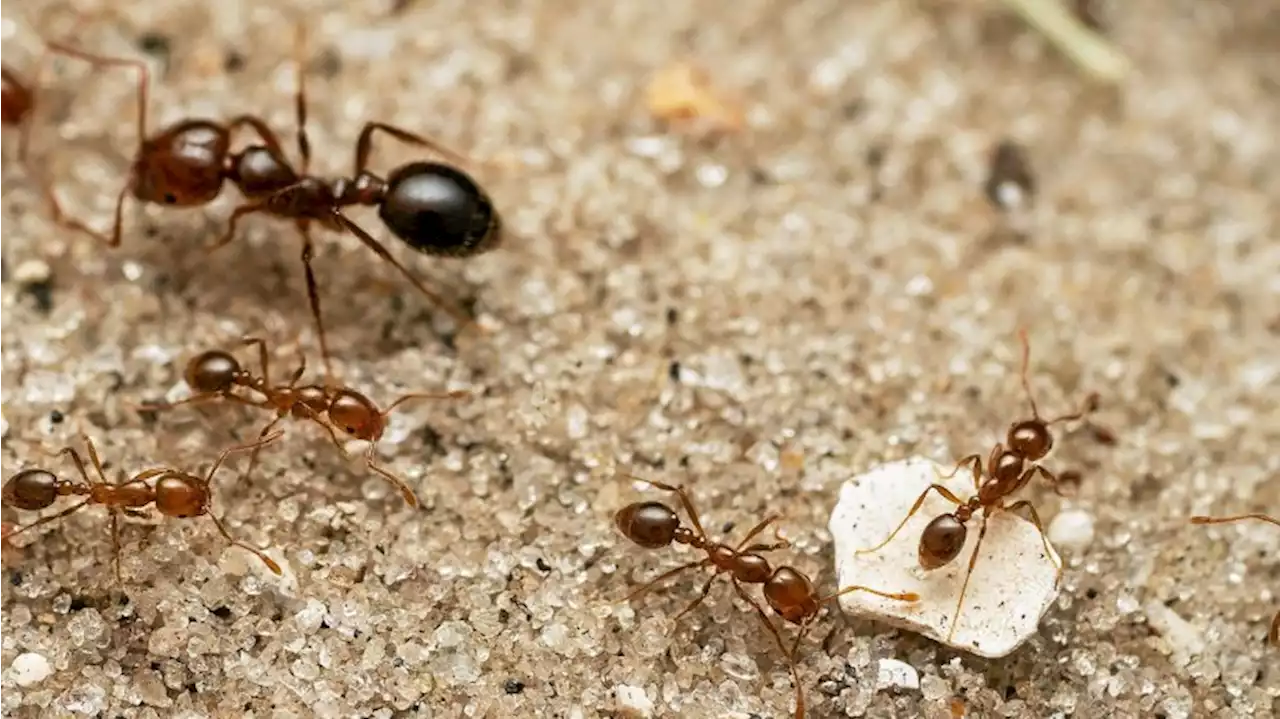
164 193 177 204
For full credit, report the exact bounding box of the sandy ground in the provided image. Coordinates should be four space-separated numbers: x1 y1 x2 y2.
2 0 1278 717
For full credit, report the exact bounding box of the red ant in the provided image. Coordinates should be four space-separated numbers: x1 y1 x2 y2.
40 25 501 378
1190 512 1278 645
1 432 283 579
855 329 1099 642
615 477 919 719
139 337 469 508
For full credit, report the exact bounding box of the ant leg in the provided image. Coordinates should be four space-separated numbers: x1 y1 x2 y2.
1002 500 1060 574
203 430 286 485
733 514 781 551
110 508 122 583
361 444 421 508
816 584 920 605
329 210 475 329
1270 611 1279 646
52 445 94 486
352 122 468 175
381 389 471 417
207 200 271 252
946 514 990 643
241 336 273 384
624 558 708 603
5 499 92 539
294 222 334 381
1047 391 1101 426
935 453 983 489
137 391 264 414
1190 513 1279 527
204 511 281 575
292 23 311 174
730 580 805 719
855 484 965 555
80 434 110 484
239 416 287 484
225 115 286 158
42 42 151 247
671 571 720 623
136 391 224 412
621 476 710 542
1030 464 1078 498
1016 327 1043 419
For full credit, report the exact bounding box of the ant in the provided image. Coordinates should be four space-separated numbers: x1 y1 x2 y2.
1 432 283 580
615 477 919 719
139 337 469 509
41 25 501 378
855 329 1100 642
1190 512 1278 645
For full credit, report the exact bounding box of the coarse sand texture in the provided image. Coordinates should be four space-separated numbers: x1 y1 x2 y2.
3 1 1279 718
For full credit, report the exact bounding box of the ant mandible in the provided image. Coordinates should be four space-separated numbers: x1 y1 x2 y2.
41 24 501 378
140 337 469 509
855 329 1100 642
615 477 919 719
1 431 283 579
1190 512 1278 645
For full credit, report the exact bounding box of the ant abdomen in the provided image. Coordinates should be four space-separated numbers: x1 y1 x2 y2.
3 469 60 511
919 514 967 569
379 162 501 258
327 389 385 439
185 350 243 393
614 501 679 548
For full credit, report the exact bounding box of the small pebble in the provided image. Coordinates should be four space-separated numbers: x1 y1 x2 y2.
876 658 920 692
13 259 51 284
615 683 654 718
8 652 53 687
1047 508 1095 551
1144 601 1205 661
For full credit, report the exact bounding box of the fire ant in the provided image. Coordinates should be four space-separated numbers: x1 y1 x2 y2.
1 432 283 579
40 25 501 378
139 337 469 509
855 329 1100 642
1190 512 1278 645
615 477 919 719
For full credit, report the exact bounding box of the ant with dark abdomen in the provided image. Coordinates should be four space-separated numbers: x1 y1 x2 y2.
38 25 500 378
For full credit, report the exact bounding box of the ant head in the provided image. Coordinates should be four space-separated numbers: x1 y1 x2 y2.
379 162 502 258
1007 419 1052 461
3 469 59 511
762 566 818 625
919 514 968 569
185 350 243 393
153 473 207 519
328 390 384 441
131 120 229 207
614 501 679 549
